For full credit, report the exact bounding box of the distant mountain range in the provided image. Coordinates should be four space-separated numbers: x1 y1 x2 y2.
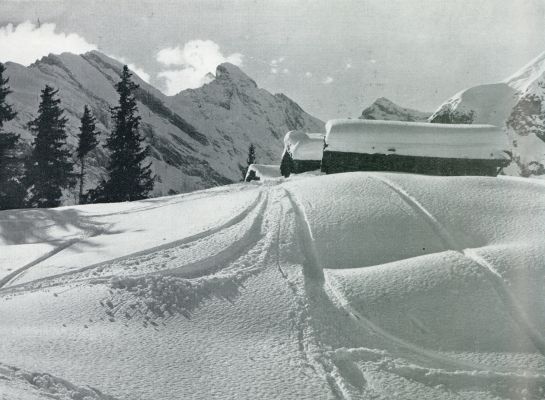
3 51 324 197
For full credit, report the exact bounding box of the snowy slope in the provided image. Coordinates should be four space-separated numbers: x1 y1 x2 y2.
430 51 545 175
1 172 545 399
3 51 323 198
360 97 430 122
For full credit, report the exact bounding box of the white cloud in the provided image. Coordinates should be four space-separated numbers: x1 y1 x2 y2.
270 67 278 74
270 57 285 66
0 21 97 65
322 76 334 84
156 40 243 95
370 59 377 64
346 63 352 69
305 71 313 78
282 68 289 74
109 55 151 83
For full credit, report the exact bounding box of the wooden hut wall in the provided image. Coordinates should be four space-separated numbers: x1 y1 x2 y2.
292 159 322 174
321 151 509 177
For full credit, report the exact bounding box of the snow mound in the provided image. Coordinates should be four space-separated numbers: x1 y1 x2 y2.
244 164 281 181
283 130 324 160
325 119 510 159
2 173 545 399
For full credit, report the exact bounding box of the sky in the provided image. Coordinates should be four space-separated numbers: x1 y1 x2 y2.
1 0 544 120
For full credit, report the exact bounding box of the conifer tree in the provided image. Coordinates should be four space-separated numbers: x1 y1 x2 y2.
91 65 153 202
242 143 256 180
0 62 24 210
25 85 75 208
76 105 100 204
280 148 293 178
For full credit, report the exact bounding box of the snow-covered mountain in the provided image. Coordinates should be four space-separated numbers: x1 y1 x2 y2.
430 51 545 176
3 51 323 197
360 97 430 122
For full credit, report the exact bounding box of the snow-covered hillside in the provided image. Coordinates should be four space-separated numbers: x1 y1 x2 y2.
430 51 545 175
360 97 430 122
1 172 545 399
3 51 323 198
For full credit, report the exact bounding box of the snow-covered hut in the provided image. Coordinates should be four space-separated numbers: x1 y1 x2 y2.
245 164 281 182
321 119 511 176
282 131 324 176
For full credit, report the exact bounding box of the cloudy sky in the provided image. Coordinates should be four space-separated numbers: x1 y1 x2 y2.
1 0 544 120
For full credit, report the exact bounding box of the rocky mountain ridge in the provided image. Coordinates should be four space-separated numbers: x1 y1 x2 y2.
3 50 324 198
360 97 430 122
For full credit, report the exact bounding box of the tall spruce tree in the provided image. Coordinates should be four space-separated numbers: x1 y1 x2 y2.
0 62 25 210
25 85 75 208
93 65 153 202
76 105 100 203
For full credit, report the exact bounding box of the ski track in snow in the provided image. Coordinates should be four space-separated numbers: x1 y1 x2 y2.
371 175 545 357
0 220 109 289
284 175 545 399
0 362 120 400
286 183 479 373
0 240 79 290
1 189 265 293
2 175 545 399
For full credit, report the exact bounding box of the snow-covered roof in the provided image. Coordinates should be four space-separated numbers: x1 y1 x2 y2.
245 164 281 180
325 119 510 160
283 130 324 160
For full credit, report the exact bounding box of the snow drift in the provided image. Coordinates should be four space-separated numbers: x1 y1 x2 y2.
244 164 281 181
1 172 545 399
283 130 325 161
324 119 510 160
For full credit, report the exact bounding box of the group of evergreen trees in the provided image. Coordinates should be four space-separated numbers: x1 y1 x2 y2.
0 64 153 211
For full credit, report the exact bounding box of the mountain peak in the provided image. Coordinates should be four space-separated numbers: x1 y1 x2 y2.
4 50 323 197
215 63 257 88
360 97 430 122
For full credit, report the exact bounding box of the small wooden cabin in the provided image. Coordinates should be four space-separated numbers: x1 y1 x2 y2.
321 119 510 176
282 131 324 176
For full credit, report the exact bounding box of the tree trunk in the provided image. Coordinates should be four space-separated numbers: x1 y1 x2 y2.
78 158 84 204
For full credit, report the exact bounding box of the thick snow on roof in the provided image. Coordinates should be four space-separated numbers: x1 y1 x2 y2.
245 164 281 180
283 130 324 160
325 119 510 160
2 173 545 399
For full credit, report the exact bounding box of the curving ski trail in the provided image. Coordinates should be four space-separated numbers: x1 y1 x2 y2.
1 190 265 292
371 174 545 356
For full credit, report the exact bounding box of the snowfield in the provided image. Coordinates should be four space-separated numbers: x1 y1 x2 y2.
1 172 545 399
